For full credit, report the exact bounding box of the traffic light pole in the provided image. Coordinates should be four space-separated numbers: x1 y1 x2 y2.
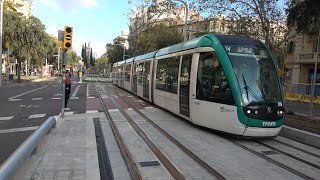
61 49 67 118
0 0 4 86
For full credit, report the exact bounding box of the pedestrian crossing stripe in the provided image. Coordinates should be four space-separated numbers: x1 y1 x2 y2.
8 99 21 102
28 114 46 119
32 98 43 100
0 116 14 121
86 110 98 113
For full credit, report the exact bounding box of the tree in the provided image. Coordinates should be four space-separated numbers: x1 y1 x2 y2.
90 48 95 66
106 36 127 64
196 0 288 53
287 0 320 33
96 56 108 73
128 23 183 56
3 6 53 80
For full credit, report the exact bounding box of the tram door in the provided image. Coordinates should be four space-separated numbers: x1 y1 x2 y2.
143 61 151 99
179 55 192 117
133 63 138 94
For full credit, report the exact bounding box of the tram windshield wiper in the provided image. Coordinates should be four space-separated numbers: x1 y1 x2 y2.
242 74 249 99
242 74 266 106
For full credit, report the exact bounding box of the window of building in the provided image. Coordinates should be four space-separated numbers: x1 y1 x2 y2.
313 39 319 53
196 52 235 105
288 41 295 54
156 56 180 94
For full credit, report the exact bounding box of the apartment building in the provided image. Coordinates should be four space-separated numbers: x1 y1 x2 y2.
8 0 33 17
284 31 320 95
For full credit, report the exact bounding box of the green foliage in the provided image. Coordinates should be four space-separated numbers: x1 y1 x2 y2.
90 48 95 66
3 3 58 79
106 36 127 64
196 0 288 51
128 23 183 56
67 50 79 68
96 56 108 72
287 0 320 33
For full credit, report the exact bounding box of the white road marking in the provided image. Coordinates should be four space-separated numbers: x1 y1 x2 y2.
87 97 95 99
9 99 21 102
8 86 47 100
64 112 74 115
64 108 70 110
32 98 43 100
71 85 81 98
108 109 119 112
145 107 154 109
52 98 61 100
54 94 62 96
127 96 133 97
28 114 46 119
127 108 133 111
0 126 39 134
101 96 108 98
0 116 14 121
141 103 145 105
70 97 79 100
86 110 98 113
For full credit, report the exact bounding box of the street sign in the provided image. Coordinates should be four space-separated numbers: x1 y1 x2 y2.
4 49 12 56
58 30 64 41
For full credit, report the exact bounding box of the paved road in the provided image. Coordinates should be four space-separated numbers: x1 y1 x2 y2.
0 75 87 164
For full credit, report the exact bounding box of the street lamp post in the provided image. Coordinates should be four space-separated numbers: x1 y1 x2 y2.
0 0 4 86
309 27 320 117
171 0 188 42
114 43 126 61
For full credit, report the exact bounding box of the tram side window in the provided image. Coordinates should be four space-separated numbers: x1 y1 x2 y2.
156 56 180 94
137 62 143 84
112 67 117 78
196 52 235 105
125 64 131 82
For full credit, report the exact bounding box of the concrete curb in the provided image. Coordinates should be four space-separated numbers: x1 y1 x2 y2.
279 125 320 149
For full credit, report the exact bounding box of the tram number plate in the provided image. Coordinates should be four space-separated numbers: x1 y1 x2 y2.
262 122 276 127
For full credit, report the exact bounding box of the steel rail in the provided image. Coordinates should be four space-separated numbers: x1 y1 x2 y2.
100 83 186 179
93 83 142 180
109 84 225 180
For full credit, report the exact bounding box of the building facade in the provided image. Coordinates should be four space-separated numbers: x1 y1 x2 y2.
284 31 320 95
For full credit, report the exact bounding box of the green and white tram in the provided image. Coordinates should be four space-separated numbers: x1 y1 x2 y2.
112 34 284 137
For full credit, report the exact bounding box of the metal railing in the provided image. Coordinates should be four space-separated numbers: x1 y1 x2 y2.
0 116 56 180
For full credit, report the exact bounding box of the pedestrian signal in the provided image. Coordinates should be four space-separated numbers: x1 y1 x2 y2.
62 26 73 49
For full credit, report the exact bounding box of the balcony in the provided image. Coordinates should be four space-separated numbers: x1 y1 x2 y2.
298 53 320 64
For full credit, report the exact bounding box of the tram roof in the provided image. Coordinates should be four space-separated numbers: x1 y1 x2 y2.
156 35 214 57
135 51 157 61
125 57 135 63
214 34 264 47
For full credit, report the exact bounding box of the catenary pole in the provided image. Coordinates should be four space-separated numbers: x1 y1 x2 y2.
309 27 320 117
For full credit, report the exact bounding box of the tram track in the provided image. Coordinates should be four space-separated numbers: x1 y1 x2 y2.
93 81 320 180
94 82 226 180
106 84 318 180
93 83 142 180
225 139 315 180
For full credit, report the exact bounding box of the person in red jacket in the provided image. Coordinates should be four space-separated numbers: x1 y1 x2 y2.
65 70 72 108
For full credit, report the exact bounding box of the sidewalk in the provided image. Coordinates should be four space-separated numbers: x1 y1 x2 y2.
1 74 57 84
29 113 102 180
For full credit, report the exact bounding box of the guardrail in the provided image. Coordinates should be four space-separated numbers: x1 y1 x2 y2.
0 116 56 180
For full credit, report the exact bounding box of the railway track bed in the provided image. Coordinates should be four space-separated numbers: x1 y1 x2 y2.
90 82 320 180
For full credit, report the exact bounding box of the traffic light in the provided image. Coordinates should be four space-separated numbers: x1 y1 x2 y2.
62 26 73 49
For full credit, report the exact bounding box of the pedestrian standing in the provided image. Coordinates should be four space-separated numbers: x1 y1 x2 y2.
65 70 72 108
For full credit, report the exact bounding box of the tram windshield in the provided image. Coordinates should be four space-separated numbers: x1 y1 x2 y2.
224 45 282 106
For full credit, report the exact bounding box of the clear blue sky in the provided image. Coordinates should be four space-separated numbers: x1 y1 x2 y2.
33 0 134 57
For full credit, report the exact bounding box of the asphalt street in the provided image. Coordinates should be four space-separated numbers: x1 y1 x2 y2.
0 75 87 164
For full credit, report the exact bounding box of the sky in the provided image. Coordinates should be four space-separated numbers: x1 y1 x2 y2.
33 0 134 58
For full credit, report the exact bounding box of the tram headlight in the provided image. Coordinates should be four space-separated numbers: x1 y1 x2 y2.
254 110 259 115
247 110 251 114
